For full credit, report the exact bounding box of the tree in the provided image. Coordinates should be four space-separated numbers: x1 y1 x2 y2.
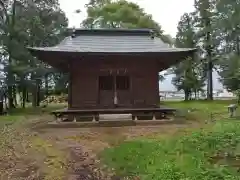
215 0 240 56
218 55 240 103
173 13 205 100
213 0 240 103
0 0 68 108
194 0 217 100
81 0 173 44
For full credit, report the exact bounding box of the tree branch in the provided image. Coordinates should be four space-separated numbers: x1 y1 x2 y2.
0 0 8 24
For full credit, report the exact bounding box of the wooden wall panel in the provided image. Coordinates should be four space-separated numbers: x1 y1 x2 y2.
70 63 98 109
69 58 160 109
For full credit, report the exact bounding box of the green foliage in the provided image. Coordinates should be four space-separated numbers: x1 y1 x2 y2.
83 0 161 29
175 13 197 48
216 0 240 99
219 55 240 92
173 13 205 100
175 0 240 100
194 0 216 100
101 121 240 179
82 0 173 44
172 57 205 100
218 55 240 103
174 0 220 101
215 0 240 55
0 0 68 108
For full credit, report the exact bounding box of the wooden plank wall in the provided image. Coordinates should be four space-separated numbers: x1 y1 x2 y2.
69 58 160 109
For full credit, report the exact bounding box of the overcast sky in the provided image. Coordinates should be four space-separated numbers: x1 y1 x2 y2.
59 0 222 91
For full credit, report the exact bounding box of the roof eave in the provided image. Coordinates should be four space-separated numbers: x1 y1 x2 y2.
27 47 197 72
27 47 197 54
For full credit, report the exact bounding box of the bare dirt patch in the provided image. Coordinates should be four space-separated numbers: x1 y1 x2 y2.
0 116 69 180
35 118 203 179
0 114 203 180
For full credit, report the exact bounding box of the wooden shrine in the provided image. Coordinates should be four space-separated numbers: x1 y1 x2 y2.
28 28 196 121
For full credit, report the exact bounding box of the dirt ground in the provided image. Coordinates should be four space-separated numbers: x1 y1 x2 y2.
0 115 202 180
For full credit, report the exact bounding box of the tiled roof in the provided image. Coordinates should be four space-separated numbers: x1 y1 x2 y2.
28 28 195 53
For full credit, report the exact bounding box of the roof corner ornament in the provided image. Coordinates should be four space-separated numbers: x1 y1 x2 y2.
71 27 76 38
150 30 155 39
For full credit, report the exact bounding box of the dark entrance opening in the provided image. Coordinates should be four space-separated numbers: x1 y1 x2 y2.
116 76 130 90
99 76 114 90
98 76 114 107
116 76 131 106
98 75 131 108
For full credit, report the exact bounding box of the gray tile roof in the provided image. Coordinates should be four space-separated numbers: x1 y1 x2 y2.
28 29 195 53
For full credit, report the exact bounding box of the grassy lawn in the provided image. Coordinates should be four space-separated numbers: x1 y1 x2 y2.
165 100 237 121
100 100 240 180
164 100 236 112
6 103 66 115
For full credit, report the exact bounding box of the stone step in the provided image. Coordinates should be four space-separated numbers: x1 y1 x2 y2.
99 114 132 120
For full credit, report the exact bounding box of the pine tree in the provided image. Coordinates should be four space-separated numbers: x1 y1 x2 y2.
173 13 205 100
194 0 216 100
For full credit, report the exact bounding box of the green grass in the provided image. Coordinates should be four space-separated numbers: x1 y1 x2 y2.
164 99 236 111
0 104 66 124
7 103 66 115
164 100 238 121
100 100 240 179
101 121 240 180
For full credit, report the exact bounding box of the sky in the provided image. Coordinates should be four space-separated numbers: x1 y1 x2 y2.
59 0 223 91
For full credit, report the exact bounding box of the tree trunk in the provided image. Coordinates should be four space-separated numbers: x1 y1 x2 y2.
184 90 190 101
22 86 27 108
13 85 17 107
36 82 40 107
32 91 37 107
7 0 17 109
32 80 41 107
206 17 213 100
45 74 48 97
238 94 240 104
4 94 7 111
236 35 240 56
33 79 41 107
26 90 30 102
207 61 213 100
0 100 4 115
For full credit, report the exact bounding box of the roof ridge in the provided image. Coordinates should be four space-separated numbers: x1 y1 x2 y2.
68 28 154 36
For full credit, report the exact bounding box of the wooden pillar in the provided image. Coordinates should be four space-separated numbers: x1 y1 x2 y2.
113 75 118 106
68 62 72 109
130 72 134 108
